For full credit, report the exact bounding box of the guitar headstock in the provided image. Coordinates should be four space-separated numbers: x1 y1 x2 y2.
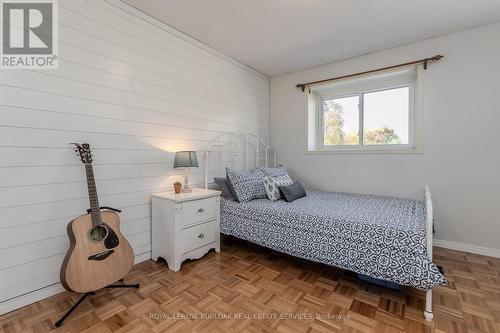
72 143 93 164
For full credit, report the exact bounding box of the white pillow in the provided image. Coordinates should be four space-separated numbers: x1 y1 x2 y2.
263 175 293 201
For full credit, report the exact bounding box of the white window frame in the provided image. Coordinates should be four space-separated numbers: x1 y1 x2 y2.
308 66 423 154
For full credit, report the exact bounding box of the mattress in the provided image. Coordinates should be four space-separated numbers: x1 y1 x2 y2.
220 190 446 290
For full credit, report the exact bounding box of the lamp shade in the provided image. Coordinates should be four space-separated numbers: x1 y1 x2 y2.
174 151 199 168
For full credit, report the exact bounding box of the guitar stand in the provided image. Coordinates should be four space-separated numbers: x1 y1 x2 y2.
55 279 140 327
55 206 139 327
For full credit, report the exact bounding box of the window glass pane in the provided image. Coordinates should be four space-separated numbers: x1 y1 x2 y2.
363 87 409 145
323 96 359 145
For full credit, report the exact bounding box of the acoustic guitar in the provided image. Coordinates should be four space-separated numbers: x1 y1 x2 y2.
60 143 134 293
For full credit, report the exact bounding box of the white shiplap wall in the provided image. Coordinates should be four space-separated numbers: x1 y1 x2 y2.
0 0 269 314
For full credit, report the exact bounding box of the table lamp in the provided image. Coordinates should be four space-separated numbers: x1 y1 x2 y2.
174 151 198 193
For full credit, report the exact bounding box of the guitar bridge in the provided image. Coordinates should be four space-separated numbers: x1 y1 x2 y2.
88 250 115 261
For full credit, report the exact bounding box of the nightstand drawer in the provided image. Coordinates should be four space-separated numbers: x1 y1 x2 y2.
181 221 215 252
182 197 216 226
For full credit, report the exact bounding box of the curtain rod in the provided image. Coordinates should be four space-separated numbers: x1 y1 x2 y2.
295 54 443 92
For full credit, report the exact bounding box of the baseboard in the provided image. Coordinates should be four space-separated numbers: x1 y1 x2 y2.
0 283 65 317
434 239 500 258
0 252 152 316
133 251 152 264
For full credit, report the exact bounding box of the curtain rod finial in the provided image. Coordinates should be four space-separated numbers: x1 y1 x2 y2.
425 54 444 69
296 84 306 92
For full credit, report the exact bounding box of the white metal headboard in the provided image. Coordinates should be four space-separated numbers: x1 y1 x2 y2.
203 132 277 189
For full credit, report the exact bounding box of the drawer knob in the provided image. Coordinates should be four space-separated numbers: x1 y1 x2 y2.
198 208 205 213
198 233 204 239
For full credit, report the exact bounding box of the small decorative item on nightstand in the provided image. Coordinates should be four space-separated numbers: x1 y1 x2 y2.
174 151 198 193
151 189 221 272
173 181 182 194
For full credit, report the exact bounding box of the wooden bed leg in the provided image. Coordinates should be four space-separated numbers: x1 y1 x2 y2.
425 289 433 321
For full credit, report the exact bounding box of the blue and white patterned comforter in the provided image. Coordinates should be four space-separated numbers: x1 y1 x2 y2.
220 190 446 290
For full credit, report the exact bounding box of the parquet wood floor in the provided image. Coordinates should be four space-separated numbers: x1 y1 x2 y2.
1 236 500 333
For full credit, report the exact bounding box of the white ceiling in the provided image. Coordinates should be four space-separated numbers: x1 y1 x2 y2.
122 0 500 76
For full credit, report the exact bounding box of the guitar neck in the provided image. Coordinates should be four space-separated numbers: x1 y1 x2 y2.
84 164 101 226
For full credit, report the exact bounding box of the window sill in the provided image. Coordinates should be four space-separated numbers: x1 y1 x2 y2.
306 146 422 155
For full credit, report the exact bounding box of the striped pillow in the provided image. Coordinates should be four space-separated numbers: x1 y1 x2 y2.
263 175 293 201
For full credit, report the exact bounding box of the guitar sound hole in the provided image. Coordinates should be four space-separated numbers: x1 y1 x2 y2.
89 225 108 241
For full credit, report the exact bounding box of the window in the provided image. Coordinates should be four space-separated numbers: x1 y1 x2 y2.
322 95 359 146
363 87 409 145
308 68 421 153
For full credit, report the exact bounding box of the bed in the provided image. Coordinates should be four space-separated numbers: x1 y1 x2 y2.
220 190 445 290
203 132 445 321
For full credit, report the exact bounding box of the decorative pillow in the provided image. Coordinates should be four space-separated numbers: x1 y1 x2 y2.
213 177 235 200
279 181 306 202
260 166 289 177
263 175 293 201
225 167 267 203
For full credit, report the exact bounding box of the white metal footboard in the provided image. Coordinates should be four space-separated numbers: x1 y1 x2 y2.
424 185 434 321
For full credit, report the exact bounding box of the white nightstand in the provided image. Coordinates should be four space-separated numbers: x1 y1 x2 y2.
151 188 221 272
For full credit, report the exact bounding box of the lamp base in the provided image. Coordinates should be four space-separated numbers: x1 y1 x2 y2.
182 168 192 193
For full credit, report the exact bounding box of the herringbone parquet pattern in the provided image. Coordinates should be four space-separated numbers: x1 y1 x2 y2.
1 236 500 333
